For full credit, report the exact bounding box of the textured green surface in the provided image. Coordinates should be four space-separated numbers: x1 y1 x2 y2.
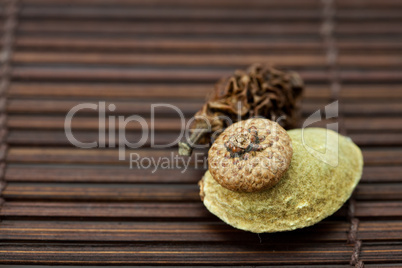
201 128 363 233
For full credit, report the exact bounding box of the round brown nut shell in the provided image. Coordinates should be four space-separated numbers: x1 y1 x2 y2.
208 118 293 192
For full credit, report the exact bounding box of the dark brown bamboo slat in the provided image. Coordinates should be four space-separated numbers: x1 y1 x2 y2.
7 130 182 147
22 0 322 8
0 201 211 218
4 165 402 183
7 99 204 115
7 116 186 131
6 148 208 166
17 0 400 9
2 183 200 201
5 165 204 183
336 23 402 35
6 147 402 166
18 0 397 8
1 200 400 219
355 184 402 201
355 202 402 217
7 99 402 117
0 220 352 242
6 99 329 116
338 41 402 52
2 182 401 202
358 221 402 241
19 8 322 21
8 83 211 99
336 10 402 20
6 130 402 147
342 103 402 116
8 67 402 83
345 118 402 132
361 166 402 183
0 242 354 265
337 0 402 8
360 244 402 264
5 85 402 103
15 4 401 20
338 55 402 67
12 52 326 67
13 37 402 53
348 133 402 147
7 116 402 132
0 200 399 220
14 37 324 52
342 86 402 99
17 21 322 35
365 265 402 268
0 201 347 219
12 52 402 70
10 67 329 83
362 149 402 165
7 83 333 100
10 68 235 82
13 22 402 37
340 71 402 83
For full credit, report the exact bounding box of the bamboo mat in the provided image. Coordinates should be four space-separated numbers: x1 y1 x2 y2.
0 0 402 266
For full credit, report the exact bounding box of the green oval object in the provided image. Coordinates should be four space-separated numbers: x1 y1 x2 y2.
200 128 363 233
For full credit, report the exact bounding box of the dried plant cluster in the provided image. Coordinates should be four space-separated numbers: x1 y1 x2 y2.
179 63 304 156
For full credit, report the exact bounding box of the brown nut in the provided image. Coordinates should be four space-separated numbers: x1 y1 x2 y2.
208 118 293 192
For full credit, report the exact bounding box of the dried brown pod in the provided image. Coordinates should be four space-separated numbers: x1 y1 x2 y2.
208 118 293 193
179 63 304 156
